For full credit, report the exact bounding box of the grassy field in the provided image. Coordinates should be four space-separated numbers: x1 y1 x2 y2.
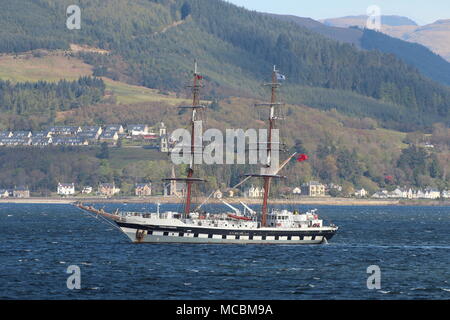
0 53 91 82
109 147 169 168
0 52 187 105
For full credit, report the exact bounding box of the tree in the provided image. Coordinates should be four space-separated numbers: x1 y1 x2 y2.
97 142 110 159
293 139 308 154
181 2 191 20
429 156 441 179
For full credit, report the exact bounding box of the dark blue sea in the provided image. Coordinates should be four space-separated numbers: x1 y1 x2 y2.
0 203 449 299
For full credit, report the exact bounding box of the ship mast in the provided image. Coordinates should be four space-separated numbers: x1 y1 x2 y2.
261 66 278 226
246 66 285 227
164 61 205 219
185 61 201 216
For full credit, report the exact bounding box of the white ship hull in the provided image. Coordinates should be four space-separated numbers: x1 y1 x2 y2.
117 222 337 245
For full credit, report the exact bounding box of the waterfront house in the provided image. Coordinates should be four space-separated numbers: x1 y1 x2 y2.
301 181 326 197
372 190 388 199
354 188 367 198
98 183 120 197
82 186 93 194
292 187 302 195
0 189 9 198
246 185 264 198
327 183 343 192
135 183 152 196
424 187 440 199
13 186 30 198
57 183 75 196
213 190 223 199
225 189 236 198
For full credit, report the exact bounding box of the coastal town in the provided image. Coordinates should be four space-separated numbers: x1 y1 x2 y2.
0 122 447 204
0 123 170 151
1 179 448 202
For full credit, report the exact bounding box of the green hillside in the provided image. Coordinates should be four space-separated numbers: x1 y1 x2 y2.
0 0 448 194
0 0 449 130
0 52 447 194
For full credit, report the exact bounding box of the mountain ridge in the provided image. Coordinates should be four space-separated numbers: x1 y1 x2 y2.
0 0 448 131
322 15 450 62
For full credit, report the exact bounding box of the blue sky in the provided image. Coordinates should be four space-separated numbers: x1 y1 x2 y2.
226 0 450 25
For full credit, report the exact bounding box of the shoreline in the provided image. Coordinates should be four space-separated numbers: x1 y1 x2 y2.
0 196 448 206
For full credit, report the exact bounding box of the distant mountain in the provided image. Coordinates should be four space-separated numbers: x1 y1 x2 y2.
268 13 450 86
401 19 450 62
360 29 450 86
322 15 450 62
322 15 418 28
264 14 363 47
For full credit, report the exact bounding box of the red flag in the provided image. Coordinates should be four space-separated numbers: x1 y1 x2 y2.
296 154 308 162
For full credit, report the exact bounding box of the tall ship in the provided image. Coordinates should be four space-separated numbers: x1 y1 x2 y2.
77 63 338 244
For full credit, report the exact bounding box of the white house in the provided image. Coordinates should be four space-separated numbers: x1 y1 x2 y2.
400 188 414 199
0 189 9 198
354 188 367 198
425 188 440 199
99 131 119 143
372 190 388 199
246 185 264 198
104 125 124 134
127 124 149 136
49 126 81 136
82 186 93 194
213 190 223 199
81 126 103 139
0 131 13 138
292 187 301 195
57 183 75 196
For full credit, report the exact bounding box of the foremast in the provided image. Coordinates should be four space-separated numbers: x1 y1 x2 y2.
165 61 205 219
185 61 201 216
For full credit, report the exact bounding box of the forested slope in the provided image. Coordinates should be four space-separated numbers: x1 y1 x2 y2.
0 0 449 130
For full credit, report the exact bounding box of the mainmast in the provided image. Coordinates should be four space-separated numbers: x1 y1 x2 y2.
247 66 285 227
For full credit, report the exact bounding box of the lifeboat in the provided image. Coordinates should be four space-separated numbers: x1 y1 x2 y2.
227 214 252 221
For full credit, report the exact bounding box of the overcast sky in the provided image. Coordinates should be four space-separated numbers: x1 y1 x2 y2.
226 0 450 25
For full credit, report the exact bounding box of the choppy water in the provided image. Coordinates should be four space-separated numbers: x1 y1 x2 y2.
0 203 449 299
